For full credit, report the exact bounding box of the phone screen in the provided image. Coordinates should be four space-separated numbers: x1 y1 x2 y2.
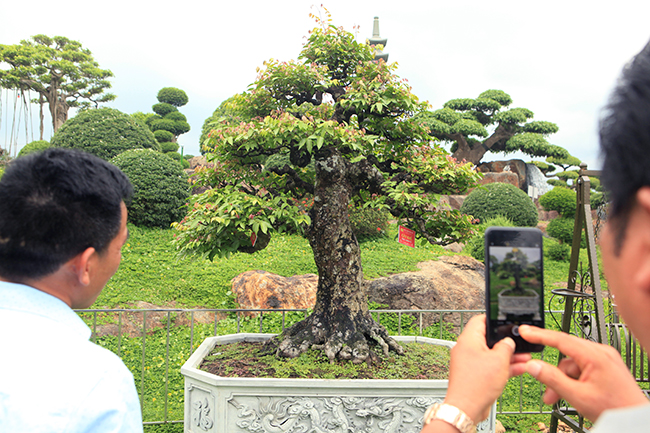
485 227 544 353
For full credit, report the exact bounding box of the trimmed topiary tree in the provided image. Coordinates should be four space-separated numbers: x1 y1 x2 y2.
17 140 51 157
539 186 577 217
148 87 190 159
51 108 159 160
111 149 190 228
461 182 538 226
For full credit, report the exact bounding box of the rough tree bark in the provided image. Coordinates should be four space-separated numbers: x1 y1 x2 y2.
451 124 515 165
269 147 404 363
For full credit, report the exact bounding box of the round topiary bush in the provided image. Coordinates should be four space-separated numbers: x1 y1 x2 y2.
159 142 180 153
460 182 538 227
51 108 159 160
154 130 174 143
166 151 182 161
111 149 189 228
152 102 177 116
157 87 189 107
545 241 570 262
165 111 187 122
151 118 177 133
539 187 577 217
546 217 586 246
17 140 50 157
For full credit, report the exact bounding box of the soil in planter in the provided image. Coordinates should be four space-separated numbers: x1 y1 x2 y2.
199 341 450 380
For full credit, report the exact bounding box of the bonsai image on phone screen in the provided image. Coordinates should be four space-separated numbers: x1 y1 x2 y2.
488 246 543 323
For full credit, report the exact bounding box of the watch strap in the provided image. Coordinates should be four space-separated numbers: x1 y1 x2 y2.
423 402 477 433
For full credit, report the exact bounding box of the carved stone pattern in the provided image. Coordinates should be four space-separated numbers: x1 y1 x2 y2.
227 395 491 433
192 397 214 431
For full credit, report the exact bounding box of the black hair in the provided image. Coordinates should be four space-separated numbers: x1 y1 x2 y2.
0 148 133 281
600 40 650 251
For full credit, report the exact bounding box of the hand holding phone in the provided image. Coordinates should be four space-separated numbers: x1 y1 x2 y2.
485 227 544 353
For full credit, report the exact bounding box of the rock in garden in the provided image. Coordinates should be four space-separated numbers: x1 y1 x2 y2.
366 255 485 329
231 270 318 312
476 171 520 189
478 159 528 190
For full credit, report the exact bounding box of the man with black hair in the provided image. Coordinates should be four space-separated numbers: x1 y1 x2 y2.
0 148 143 432
421 41 650 433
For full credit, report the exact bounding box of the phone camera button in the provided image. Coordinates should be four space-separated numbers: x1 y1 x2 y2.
512 325 520 337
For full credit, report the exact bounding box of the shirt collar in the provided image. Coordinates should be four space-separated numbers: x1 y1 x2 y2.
0 280 91 340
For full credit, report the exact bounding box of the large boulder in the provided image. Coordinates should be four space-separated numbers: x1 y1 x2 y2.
476 171 520 189
478 159 528 190
231 270 318 312
366 255 485 329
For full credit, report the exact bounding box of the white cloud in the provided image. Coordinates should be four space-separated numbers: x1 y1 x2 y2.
2 0 650 168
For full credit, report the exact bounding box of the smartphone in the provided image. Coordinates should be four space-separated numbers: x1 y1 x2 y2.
485 227 544 353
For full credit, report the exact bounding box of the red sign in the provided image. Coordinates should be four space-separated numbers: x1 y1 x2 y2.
251 231 257 247
398 226 415 248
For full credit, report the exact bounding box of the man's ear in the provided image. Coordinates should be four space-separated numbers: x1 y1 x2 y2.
69 247 97 287
636 187 650 215
632 187 650 294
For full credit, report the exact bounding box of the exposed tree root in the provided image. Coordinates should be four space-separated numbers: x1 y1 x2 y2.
266 310 404 364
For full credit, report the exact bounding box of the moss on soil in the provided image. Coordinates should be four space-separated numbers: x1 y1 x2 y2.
199 341 450 380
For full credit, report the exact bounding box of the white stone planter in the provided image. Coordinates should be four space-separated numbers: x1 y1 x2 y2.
182 333 496 433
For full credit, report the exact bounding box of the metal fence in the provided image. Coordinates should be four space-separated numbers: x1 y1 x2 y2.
76 307 565 429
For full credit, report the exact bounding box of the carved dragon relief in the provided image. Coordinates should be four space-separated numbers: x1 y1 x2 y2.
226 395 492 433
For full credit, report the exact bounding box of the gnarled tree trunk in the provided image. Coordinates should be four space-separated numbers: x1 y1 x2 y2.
270 147 403 363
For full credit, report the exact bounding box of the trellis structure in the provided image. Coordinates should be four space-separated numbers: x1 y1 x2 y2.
548 163 649 432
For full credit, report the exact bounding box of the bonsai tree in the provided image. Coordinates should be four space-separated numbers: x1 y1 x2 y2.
419 90 567 165
111 149 189 228
173 16 481 363
0 35 115 133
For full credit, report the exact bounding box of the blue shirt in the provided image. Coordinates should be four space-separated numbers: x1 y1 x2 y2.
0 281 143 433
592 403 650 432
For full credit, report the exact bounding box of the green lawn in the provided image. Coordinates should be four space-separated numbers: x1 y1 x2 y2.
86 223 602 432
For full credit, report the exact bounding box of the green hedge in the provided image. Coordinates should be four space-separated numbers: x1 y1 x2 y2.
111 149 189 228
460 183 538 227
539 187 576 217
51 108 159 160
17 140 50 157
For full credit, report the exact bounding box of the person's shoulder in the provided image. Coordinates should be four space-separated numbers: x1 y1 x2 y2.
81 339 134 376
592 403 650 432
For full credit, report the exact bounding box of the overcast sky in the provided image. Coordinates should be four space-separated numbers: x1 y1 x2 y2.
2 1 650 169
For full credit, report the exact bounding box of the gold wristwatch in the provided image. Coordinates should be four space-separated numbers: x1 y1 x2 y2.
423 403 477 433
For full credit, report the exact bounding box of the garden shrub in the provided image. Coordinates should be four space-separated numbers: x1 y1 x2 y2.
111 149 190 228
166 151 182 161
151 118 176 133
152 102 177 116
159 142 179 153
348 204 391 239
545 241 570 262
17 140 50 157
165 111 187 122
157 87 189 107
154 130 174 143
460 182 538 227
547 216 586 246
51 108 159 160
464 215 515 261
539 187 577 217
